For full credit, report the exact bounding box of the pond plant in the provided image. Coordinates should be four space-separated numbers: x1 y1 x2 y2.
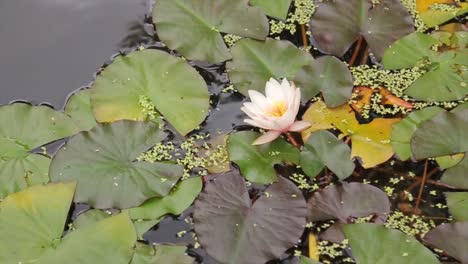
0 0 467 263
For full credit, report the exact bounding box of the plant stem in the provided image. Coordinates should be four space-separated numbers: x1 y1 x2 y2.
300 24 308 49
360 47 369 65
349 36 364 66
414 160 429 214
285 132 301 149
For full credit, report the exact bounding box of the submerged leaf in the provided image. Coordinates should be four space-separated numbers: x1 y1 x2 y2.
0 103 79 198
302 100 399 168
73 209 110 229
300 130 355 179
193 171 307 264
307 182 390 222
227 38 312 95
153 0 269 63
309 0 414 60
445 192 468 221
294 56 354 107
50 120 183 209
227 131 300 184
0 183 136 264
343 223 439 264
424 222 468 263
411 105 468 160
91 49 210 135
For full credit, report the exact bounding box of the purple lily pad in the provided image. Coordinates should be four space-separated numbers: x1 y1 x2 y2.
307 182 390 222
424 222 468 263
193 171 307 264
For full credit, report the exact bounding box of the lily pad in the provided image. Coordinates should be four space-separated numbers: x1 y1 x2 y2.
91 49 210 135
0 103 79 198
424 222 468 263
391 106 445 161
307 182 390 222
411 106 468 160
131 243 194 264
300 130 355 179
226 38 313 95
302 100 400 168
383 32 467 101
309 0 414 60
0 183 136 264
250 0 292 19
343 223 439 264
64 89 97 131
50 120 183 209
416 0 468 27
294 56 354 107
193 171 307 264
227 131 300 184
441 154 468 189
435 153 464 169
153 0 269 63
445 192 468 221
129 177 203 236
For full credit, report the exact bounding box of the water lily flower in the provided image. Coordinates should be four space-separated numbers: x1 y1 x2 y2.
241 78 311 145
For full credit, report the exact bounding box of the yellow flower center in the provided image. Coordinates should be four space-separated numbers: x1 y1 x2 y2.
267 101 287 117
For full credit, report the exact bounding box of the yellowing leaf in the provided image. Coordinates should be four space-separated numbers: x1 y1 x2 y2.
308 233 319 261
302 100 400 168
416 0 468 27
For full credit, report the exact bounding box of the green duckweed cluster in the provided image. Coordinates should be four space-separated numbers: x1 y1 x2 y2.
138 133 229 180
384 211 436 237
223 34 243 47
138 95 159 121
269 0 316 35
290 172 320 191
318 240 355 263
429 3 458 12
399 0 428 32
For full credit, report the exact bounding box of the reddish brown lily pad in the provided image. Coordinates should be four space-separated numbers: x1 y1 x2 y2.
193 171 307 264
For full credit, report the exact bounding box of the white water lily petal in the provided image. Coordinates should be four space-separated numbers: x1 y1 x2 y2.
289 121 311 132
252 130 282 145
241 78 305 145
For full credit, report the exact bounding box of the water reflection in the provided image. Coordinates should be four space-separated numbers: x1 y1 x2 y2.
0 0 150 107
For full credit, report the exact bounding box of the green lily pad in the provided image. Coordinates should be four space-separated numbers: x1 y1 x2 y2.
129 177 203 236
226 38 313 95
309 0 414 60
294 56 354 107
445 192 468 221
343 223 439 264
250 0 292 19
153 0 269 63
411 106 468 160
300 130 355 179
91 49 210 136
0 182 136 264
227 131 300 184
50 120 183 209
424 222 468 263
435 153 464 169
383 32 467 101
391 106 445 161
193 171 307 264
73 209 111 229
441 154 468 189
64 89 97 131
131 243 194 264
417 0 468 28
0 103 79 198
307 182 390 222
